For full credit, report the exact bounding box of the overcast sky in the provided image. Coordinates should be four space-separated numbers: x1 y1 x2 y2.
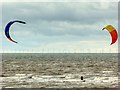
1 1 118 53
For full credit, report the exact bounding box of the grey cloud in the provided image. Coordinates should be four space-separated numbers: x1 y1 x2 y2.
2 2 117 24
2 2 117 45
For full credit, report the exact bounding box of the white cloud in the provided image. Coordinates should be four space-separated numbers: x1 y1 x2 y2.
2 2 118 53
2 0 119 2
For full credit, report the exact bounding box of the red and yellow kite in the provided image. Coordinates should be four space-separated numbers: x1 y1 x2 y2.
102 25 118 45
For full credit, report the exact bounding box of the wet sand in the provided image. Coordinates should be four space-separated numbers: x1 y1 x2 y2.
1 53 119 88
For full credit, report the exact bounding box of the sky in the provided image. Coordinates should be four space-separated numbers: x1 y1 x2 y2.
1 0 119 53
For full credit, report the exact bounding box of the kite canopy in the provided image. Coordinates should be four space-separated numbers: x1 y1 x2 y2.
5 20 26 43
102 25 118 45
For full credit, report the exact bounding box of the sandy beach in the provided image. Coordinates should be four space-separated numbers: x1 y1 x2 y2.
1 53 118 88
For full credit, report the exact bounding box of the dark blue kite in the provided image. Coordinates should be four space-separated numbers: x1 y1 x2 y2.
5 20 26 43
